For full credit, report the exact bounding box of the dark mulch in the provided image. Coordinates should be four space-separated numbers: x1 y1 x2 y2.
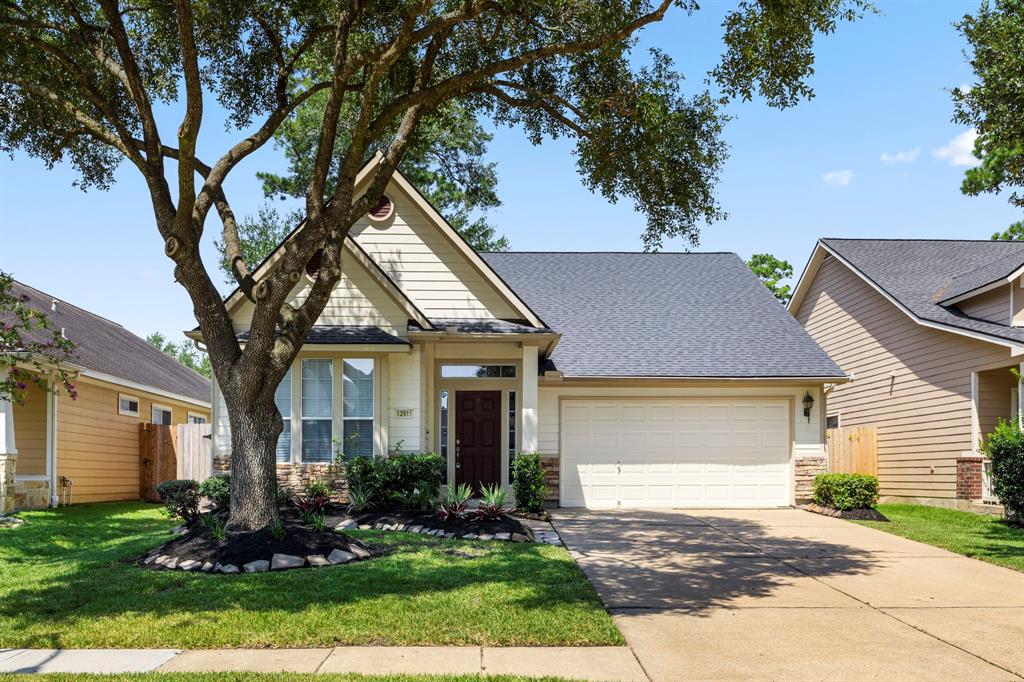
319 503 534 539
140 515 376 569
803 503 889 522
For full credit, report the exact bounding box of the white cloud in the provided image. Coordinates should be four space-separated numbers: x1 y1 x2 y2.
933 129 980 167
880 147 920 164
822 169 855 187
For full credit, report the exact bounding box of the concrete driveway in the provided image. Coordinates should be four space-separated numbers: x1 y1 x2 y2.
553 508 1024 681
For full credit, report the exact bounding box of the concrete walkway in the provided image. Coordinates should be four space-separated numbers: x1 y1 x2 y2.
0 646 646 680
552 508 1024 682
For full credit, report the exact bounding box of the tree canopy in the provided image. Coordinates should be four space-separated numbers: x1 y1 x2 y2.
747 253 793 303
991 220 1024 241
146 331 212 379
0 0 869 529
954 0 1024 222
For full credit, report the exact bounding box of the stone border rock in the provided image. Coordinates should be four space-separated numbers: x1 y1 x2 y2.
346 517 564 546
141 543 373 575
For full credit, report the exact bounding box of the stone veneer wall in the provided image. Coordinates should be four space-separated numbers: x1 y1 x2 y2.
0 453 15 514
14 478 49 509
539 455 560 506
794 455 827 504
213 455 348 502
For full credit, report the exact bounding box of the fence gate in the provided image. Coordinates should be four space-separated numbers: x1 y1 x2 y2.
826 425 878 476
139 423 213 501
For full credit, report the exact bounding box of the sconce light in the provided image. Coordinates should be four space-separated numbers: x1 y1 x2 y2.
802 392 815 422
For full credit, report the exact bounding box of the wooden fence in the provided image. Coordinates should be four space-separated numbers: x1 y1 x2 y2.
139 423 212 501
826 425 878 476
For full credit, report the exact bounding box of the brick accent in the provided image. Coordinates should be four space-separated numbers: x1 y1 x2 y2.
956 455 985 501
794 455 828 504
0 453 15 514
539 455 559 505
14 478 49 510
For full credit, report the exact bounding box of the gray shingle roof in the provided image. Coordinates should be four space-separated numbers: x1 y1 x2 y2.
11 281 211 402
237 325 408 345
421 319 553 334
821 239 1024 346
481 252 844 379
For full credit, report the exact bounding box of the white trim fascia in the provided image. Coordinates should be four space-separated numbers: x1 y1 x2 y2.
79 370 211 409
787 242 828 315
541 375 849 383
797 241 1024 353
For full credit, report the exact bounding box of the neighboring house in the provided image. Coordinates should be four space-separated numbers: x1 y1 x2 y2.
0 281 211 511
199 158 844 509
789 238 1024 511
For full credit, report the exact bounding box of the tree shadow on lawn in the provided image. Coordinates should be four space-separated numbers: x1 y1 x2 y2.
552 510 882 615
0 506 616 648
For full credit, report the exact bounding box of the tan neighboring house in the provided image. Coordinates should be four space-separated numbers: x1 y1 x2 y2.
789 238 1024 511
0 281 211 512
195 157 845 509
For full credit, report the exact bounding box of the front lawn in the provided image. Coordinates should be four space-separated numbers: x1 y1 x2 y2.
0 503 621 648
4 675 576 682
854 503 1024 571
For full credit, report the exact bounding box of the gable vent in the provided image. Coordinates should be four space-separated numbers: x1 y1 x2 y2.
368 195 394 221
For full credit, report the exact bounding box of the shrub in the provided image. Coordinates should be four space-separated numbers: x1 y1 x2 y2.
198 474 230 509
982 419 1024 520
344 452 445 509
274 482 292 508
305 479 330 499
391 482 437 512
155 479 200 522
511 453 547 513
813 473 879 510
200 513 227 540
437 483 473 521
475 484 509 521
346 483 374 513
268 517 286 540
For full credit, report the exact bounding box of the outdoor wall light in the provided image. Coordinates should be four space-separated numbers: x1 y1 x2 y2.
802 392 814 422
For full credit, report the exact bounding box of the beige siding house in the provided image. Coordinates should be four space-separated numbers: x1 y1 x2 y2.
0 282 211 511
199 158 845 509
790 239 1024 510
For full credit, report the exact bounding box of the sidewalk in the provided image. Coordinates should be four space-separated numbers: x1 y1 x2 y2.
0 646 647 681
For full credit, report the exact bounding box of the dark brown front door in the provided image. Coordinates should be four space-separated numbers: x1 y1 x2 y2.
455 390 501 493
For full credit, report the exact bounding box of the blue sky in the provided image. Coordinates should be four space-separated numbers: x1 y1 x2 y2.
2 1 1020 342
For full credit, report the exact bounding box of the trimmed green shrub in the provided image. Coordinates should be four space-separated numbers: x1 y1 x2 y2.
982 419 1024 520
198 474 230 509
813 473 879 510
511 453 547 513
155 479 200 522
343 452 444 509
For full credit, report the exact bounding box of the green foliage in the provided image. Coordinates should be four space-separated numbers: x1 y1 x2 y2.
511 453 548 514
212 205 302 285
0 271 77 403
438 483 474 521
813 473 879 510
991 220 1024 241
155 480 200 522
200 513 227 541
304 479 330 499
198 474 230 510
268 517 286 540
747 253 794 303
982 419 1024 519
145 332 211 379
345 453 445 509
274 482 292 508
475 484 510 521
346 483 374 513
954 0 1024 210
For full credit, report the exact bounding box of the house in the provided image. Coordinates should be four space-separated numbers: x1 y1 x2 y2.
789 238 1024 511
0 281 211 511
201 158 845 509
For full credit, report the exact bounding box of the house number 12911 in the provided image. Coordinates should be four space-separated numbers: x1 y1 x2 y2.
394 408 414 418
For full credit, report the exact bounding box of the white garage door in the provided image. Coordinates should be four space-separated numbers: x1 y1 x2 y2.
560 399 791 508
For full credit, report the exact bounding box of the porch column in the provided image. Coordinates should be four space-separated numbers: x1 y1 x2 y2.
970 370 980 454
521 344 539 453
1018 363 1023 429
0 397 17 514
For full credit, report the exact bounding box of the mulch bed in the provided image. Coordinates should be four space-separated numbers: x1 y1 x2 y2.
802 503 890 522
139 514 377 572
320 503 535 540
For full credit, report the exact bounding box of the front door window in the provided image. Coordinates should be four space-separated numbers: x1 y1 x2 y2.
455 390 501 493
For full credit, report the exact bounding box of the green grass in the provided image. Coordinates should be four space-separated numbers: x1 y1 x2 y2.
854 503 1024 571
0 503 621 648
0 671 577 675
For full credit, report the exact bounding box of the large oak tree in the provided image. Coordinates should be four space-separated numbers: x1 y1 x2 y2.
0 0 868 530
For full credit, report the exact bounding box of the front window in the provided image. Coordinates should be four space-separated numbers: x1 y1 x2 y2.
441 364 516 378
275 368 292 463
342 359 374 457
301 359 333 462
152 405 172 425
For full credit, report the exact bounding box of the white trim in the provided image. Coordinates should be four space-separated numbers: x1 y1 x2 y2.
971 370 980 455
84 370 210 409
187 411 207 424
790 241 1024 352
118 393 140 417
541 375 848 383
826 412 842 429
366 194 395 222
151 403 173 425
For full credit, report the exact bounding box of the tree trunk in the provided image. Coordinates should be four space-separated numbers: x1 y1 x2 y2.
225 395 282 531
